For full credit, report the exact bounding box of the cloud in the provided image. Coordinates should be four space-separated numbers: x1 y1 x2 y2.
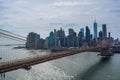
110 9 120 13
49 23 64 26
0 0 120 39
53 1 95 7
112 0 120 2
36 18 44 21
49 23 80 27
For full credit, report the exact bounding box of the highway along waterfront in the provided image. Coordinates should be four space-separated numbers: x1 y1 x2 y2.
0 46 120 80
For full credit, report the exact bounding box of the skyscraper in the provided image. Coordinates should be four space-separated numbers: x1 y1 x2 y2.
85 26 91 46
93 20 97 40
99 31 103 40
49 31 55 48
108 32 111 38
78 31 83 47
80 28 84 37
54 29 57 47
67 28 77 47
69 28 74 36
26 32 41 49
57 28 65 47
102 24 107 38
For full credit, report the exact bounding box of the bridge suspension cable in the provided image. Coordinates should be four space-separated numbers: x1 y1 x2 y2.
0 29 26 39
0 29 26 42
0 33 26 43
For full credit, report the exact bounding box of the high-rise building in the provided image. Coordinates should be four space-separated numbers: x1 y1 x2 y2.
26 32 41 49
44 37 49 49
69 28 74 36
53 28 66 47
54 29 57 47
56 28 65 47
93 20 97 40
78 31 83 47
108 32 111 38
99 31 103 40
49 31 55 48
102 24 107 38
85 26 91 46
80 28 84 37
67 28 77 47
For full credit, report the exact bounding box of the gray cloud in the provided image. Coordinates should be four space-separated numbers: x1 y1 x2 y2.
0 0 119 39
53 1 96 7
110 9 120 13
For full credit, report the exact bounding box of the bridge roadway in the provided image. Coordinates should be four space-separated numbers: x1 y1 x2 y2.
0 47 101 73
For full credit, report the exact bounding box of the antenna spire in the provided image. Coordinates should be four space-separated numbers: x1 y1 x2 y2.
94 17 96 22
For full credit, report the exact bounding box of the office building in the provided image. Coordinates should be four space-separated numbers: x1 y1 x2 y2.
85 26 91 46
102 24 107 38
93 20 98 40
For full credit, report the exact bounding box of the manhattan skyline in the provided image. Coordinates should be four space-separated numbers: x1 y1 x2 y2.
0 0 120 39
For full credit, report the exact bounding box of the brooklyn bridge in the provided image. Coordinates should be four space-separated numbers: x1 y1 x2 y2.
0 28 119 74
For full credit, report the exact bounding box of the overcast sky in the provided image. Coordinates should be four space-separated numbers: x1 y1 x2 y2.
0 0 120 39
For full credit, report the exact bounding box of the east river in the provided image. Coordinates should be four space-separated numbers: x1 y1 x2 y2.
0 46 120 80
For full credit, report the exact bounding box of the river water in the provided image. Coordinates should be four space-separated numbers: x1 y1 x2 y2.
0 45 120 80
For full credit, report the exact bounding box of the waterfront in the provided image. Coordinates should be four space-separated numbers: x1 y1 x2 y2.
0 46 120 80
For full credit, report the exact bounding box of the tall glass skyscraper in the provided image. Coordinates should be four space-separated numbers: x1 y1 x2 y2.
80 28 84 37
86 26 91 46
93 20 97 40
102 24 107 38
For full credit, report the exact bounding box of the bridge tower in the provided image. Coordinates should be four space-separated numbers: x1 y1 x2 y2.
98 39 113 56
100 47 113 56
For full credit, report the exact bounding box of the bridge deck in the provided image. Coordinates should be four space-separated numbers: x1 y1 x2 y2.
0 47 100 73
